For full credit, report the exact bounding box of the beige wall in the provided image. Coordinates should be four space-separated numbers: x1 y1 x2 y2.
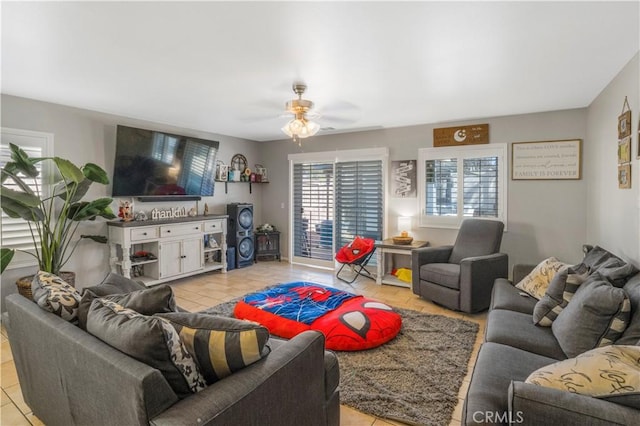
3 52 639 308
585 52 639 265
1 95 264 307
258 109 589 270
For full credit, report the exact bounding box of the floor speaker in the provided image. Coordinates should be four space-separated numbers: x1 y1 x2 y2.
227 203 254 268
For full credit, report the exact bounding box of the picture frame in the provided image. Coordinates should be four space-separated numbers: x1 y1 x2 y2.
512 139 582 180
618 110 631 139
390 160 417 197
618 136 631 164
618 164 631 189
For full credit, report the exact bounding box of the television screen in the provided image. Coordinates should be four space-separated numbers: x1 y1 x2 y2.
112 125 219 198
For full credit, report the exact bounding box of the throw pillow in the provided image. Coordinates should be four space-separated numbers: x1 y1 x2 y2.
525 345 640 410
532 264 590 326
31 271 82 322
86 298 206 399
515 257 568 300
78 284 177 330
552 276 631 358
583 246 639 286
156 312 270 385
85 272 146 296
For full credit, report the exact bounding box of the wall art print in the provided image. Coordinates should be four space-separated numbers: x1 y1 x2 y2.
391 160 417 198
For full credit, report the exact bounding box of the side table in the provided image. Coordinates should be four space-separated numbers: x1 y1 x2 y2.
375 239 429 288
254 231 281 261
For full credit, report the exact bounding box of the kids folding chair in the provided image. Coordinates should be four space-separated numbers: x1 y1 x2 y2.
335 236 376 284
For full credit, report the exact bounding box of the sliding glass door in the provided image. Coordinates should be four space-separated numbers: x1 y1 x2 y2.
289 149 387 269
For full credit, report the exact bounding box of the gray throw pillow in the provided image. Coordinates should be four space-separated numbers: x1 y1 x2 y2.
532 265 589 326
157 312 270 385
86 298 206 399
78 284 176 330
552 276 631 358
87 272 146 296
583 246 639 286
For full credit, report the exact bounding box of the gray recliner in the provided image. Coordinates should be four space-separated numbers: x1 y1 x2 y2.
412 219 508 313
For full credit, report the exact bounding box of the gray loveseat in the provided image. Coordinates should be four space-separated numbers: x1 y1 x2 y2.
4 275 340 426
463 249 640 425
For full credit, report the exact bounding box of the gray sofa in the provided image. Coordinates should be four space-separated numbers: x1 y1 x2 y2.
463 259 640 425
4 278 340 426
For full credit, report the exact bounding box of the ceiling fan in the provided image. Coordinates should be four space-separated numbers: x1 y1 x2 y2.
281 83 321 145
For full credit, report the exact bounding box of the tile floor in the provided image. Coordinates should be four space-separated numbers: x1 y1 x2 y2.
0 261 486 425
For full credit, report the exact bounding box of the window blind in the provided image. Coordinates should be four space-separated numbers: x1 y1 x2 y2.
0 144 44 251
292 162 334 261
425 158 458 216
335 160 383 249
463 157 499 217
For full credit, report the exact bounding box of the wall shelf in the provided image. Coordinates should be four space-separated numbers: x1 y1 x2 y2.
215 180 268 194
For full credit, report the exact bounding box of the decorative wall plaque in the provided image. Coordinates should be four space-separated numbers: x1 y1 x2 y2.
512 139 582 180
151 207 188 220
433 124 489 147
390 160 417 198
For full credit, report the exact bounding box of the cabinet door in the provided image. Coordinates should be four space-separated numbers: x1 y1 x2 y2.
159 240 182 279
182 237 203 274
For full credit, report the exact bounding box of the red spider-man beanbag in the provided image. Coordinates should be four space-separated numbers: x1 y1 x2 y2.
233 282 402 351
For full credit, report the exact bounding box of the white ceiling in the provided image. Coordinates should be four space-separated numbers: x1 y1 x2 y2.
2 1 639 142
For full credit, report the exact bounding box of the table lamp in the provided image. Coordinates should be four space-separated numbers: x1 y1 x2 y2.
397 216 412 238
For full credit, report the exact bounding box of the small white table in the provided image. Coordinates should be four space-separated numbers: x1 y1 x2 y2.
375 239 429 288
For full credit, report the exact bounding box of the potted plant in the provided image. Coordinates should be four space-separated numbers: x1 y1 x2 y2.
0 143 116 296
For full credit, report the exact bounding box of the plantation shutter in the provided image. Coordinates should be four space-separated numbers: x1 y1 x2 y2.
334 160 383 250
463 156 499 217
292 162 334 261
424 158 458 217
0 142 46 251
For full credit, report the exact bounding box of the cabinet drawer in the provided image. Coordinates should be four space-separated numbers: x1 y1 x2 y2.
130 227 159 241
204 220 224 233
160 223 202 238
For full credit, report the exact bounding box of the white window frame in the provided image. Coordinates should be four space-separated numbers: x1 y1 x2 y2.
1 127 54 270
288 148 389 269
418 144 507 229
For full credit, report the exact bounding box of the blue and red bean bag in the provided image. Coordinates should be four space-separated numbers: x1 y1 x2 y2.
233 282 402 351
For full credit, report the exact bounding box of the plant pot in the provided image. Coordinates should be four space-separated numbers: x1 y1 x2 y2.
16 271 76 300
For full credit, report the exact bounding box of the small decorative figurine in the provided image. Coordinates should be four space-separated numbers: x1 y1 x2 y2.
188 206 197 217
204 203 209 216
118 200 134 222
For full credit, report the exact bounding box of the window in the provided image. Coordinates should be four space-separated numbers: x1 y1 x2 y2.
418 144 507 228
0 128 54 269
289 148 387 269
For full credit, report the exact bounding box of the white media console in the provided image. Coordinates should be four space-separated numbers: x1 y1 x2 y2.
107 215 228 286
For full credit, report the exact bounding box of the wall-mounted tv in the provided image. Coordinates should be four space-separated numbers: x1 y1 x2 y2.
112 125 219 200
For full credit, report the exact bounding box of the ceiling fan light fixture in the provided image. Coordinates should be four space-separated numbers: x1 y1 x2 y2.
281 83 320 145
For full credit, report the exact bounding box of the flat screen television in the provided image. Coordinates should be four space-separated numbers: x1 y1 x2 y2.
112 125 219 200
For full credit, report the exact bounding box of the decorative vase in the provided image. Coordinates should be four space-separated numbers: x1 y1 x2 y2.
16 271 76 300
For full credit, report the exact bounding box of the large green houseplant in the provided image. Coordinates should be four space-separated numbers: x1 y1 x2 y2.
0 143 116 281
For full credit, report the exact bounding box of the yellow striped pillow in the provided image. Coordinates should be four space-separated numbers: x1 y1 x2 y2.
157 312 270 384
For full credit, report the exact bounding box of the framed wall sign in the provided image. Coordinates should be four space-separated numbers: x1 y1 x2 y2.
512 139 582 180
390 160 417 197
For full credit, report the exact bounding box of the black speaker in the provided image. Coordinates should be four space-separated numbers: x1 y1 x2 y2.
227 203 254 268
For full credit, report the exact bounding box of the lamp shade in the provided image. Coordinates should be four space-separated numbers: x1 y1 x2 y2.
397 216 412 234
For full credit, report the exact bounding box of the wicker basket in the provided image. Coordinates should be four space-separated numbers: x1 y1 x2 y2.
16 271 76 300
392 236 413 245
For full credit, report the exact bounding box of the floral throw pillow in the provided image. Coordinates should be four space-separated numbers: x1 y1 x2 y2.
526 345 640 409
515 257 567 300
31 271 82 322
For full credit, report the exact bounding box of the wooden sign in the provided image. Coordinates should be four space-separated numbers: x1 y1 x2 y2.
433 124 489 147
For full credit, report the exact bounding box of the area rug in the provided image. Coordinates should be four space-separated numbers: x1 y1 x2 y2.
202 296 479 426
